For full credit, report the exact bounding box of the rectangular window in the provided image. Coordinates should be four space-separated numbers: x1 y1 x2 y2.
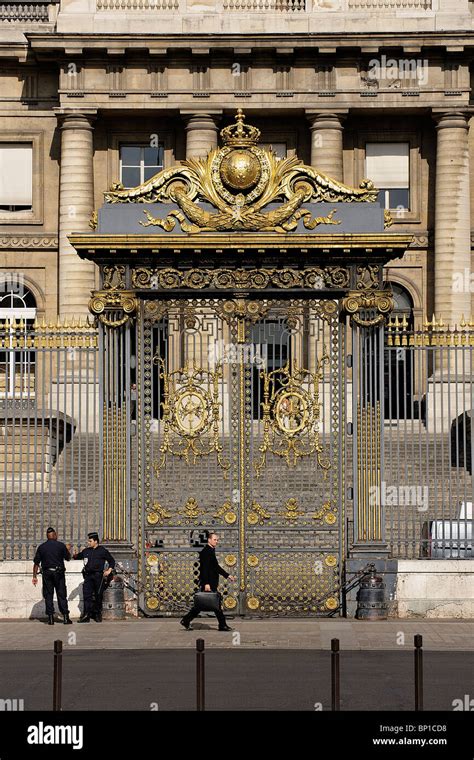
0 143 33 211
120 143 164 188
365 142 409 211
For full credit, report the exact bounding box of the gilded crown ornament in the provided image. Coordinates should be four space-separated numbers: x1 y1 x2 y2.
220 108 261 147
104 109 379 234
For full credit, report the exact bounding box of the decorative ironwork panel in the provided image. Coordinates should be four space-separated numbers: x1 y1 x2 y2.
136 296 343 616
245 552 339 615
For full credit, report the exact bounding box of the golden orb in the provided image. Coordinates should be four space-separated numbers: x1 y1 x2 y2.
220 150 261 191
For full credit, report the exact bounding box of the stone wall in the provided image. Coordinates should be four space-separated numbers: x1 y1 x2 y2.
0 559 472 618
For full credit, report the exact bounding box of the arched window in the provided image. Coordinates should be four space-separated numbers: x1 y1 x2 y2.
384 282 414 419
0 282 37 397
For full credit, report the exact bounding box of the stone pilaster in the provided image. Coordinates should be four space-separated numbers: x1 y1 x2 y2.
434 111 471 326
306 112 346 182
56 110 97 318
181 112 221 159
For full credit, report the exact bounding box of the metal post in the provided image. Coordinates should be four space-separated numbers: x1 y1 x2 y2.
414 634 423 711
331 638 340 711
53 640 63 712
196 638 205 711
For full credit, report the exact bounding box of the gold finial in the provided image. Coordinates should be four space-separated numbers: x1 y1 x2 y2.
220 109 261 148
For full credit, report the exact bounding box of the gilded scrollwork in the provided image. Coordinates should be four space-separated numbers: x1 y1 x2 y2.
152 358 230 477
247 500 271 525
103 265 126 291
131 266 350 292
254 353 331 477
88 210 98 230
282 498 305 521
104 109 378 235
146 501 172 526
342 289 394 327
384 209 393 228
356 264 380 291
88 290 138 327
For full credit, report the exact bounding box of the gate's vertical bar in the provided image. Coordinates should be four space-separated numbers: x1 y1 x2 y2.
350 296 390 555
96 296 133 550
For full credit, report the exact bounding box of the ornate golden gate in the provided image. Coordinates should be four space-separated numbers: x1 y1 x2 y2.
137 295 344 616
71 109 412 617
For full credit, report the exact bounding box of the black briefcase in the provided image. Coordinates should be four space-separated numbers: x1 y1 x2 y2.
193 591 220 613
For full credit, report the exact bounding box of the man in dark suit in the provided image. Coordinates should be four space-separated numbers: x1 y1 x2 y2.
180 531 236 631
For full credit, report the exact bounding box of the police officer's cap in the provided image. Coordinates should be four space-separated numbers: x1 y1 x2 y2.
46 527 56 534
88 531 99 541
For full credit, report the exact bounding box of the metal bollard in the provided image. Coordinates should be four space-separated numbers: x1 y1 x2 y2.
196 638 205 712
414 634 423 711
331 638 340 711
53 640 63 712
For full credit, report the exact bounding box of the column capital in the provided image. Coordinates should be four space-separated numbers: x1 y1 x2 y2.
431 110 470 130
180 110 222 125
53 108 98 130
306 111 348 130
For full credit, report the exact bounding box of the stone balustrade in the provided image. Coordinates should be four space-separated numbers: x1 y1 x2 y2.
0 0 54 21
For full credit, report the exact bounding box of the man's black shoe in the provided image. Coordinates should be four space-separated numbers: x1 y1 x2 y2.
94 612 102 623
78 614 90 623
63 615 73 625
47 615 54 625
218 625 232 631
180 618 191 630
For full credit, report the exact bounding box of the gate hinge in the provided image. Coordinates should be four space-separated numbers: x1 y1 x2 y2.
346 354 353 368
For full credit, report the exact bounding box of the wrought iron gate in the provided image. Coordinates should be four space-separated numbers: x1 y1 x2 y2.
136 296 344 616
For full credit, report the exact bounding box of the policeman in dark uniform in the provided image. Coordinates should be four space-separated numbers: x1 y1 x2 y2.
32 527 72 625
73 532 115 622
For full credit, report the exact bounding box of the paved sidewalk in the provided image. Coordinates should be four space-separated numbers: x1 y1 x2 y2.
0 618 473 650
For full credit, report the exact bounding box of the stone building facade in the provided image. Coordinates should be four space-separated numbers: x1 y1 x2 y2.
0 0 473 327
0 1 473 619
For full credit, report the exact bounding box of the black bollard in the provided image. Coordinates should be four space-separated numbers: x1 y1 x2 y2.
53 640 63 712
414 634 423 711
331 638 340 711
196 638 205 711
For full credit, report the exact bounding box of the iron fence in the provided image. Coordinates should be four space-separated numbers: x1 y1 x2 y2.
0 313 472 562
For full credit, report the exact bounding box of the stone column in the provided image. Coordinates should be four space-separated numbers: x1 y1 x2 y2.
306 112 345 182
56 110 96 318
434 111 471 326
181 112 221 159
